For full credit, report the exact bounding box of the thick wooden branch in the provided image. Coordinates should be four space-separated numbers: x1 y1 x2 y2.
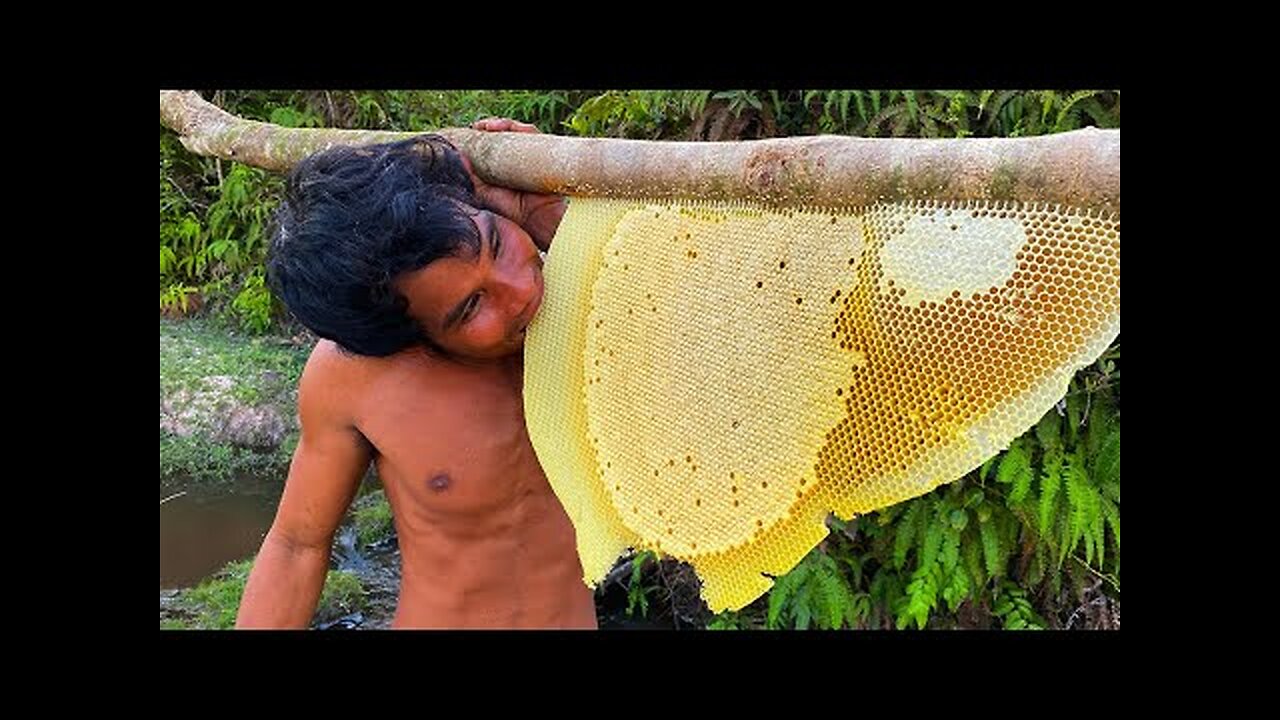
161 91 1119 214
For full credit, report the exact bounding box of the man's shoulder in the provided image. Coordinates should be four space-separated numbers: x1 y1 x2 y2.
301 340 449 399
303 339 367 381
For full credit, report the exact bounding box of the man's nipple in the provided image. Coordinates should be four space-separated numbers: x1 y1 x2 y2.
427 473 451 492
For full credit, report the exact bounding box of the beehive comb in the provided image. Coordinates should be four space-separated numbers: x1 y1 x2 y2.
525 196 1118 612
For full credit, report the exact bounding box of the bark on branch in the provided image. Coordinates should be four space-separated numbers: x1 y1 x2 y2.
161 90 1119 214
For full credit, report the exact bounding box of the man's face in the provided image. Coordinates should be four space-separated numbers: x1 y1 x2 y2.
395 209 546 362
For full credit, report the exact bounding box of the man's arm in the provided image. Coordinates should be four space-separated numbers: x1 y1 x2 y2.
236 345 373 629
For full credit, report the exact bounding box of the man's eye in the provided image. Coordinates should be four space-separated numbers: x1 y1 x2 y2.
464 294 480 321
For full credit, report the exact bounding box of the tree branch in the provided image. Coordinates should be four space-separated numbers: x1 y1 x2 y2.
161 90 1119 214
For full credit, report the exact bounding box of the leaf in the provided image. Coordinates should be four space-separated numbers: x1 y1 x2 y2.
893 501 923 569
1096 429 1120 494
941 564 970 612
962 532 985 590
1036 409 1062 450
1064 452 1093 563
977 90 995 118
920 508 944 570
979 455 998 481
1086 388 1117 460
1100 496 1121 553
1066 387 1084 447
899 565 938 629
940 524 962 574
997 440 1034 504
980 518 1002 577
1039 449 1063 536
1055 90 1101 131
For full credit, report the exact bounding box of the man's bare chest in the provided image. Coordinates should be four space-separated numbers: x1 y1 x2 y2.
352 358 546 521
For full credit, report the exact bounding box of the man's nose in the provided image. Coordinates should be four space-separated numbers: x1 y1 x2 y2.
496 268 535 315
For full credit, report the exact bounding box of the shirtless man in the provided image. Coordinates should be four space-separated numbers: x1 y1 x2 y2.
235 119 597 629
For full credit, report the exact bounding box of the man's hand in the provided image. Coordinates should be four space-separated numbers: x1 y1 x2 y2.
461 117 566 252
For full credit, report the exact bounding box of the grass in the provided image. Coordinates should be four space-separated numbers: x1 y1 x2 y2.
160 316 310 480
353 489 396 547
160 316 310 405
162 557 366 630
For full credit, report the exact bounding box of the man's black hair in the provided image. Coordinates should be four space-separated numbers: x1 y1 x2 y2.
267 135 480 357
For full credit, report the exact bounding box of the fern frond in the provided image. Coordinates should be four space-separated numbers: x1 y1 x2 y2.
898 563 939 630
920 504 944 570
1086 387 1117 460
813 555 853 629
867 105 904 138
982 90 1018 128
1026 542 1047 588
979 455 998 481
1096 429 1120 497
1081 96 1118 128
1039 449 1064 536
1064 452 1095 564
893 500 923 569
767 560 808 628
941 523 962 576
941 563 971 613
1036 409 1063 450
962 529 986 591
794 583 813 630
998 439 1034 504
1054 90 1101 131
852 90 867 123
1100 495 1121 555
980 517 1002 578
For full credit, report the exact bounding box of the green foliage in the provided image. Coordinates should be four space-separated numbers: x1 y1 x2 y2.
353 489 396 546
626 550 659 618
231 271 273 334
159 432 292 482
766 551 868 630
166 558 365 629
992 581 1045 629
160 129 284 333
564 91 710 138
706 609 752 630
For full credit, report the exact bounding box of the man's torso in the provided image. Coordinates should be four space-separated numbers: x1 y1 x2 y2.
319 341 597 628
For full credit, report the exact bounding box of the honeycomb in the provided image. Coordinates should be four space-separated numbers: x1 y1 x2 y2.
524 197 1120 612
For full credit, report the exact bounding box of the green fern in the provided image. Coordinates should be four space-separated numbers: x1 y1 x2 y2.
979 510 1003 578
997 439 1035 504
1036 408 1063 450
1062 451 1099 566
1039 448 1064 535
993 581 1045 630
893 500 924 569
898 563 940 629
919 502 945 570
941 561 971 613
767 551 863 629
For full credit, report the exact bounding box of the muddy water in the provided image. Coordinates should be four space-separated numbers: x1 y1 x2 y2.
159 474 282 589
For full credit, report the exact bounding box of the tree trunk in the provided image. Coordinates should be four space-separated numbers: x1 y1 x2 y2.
161 91 1119 215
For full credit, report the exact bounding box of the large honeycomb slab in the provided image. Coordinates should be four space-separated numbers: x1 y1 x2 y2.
525 197 1119 612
